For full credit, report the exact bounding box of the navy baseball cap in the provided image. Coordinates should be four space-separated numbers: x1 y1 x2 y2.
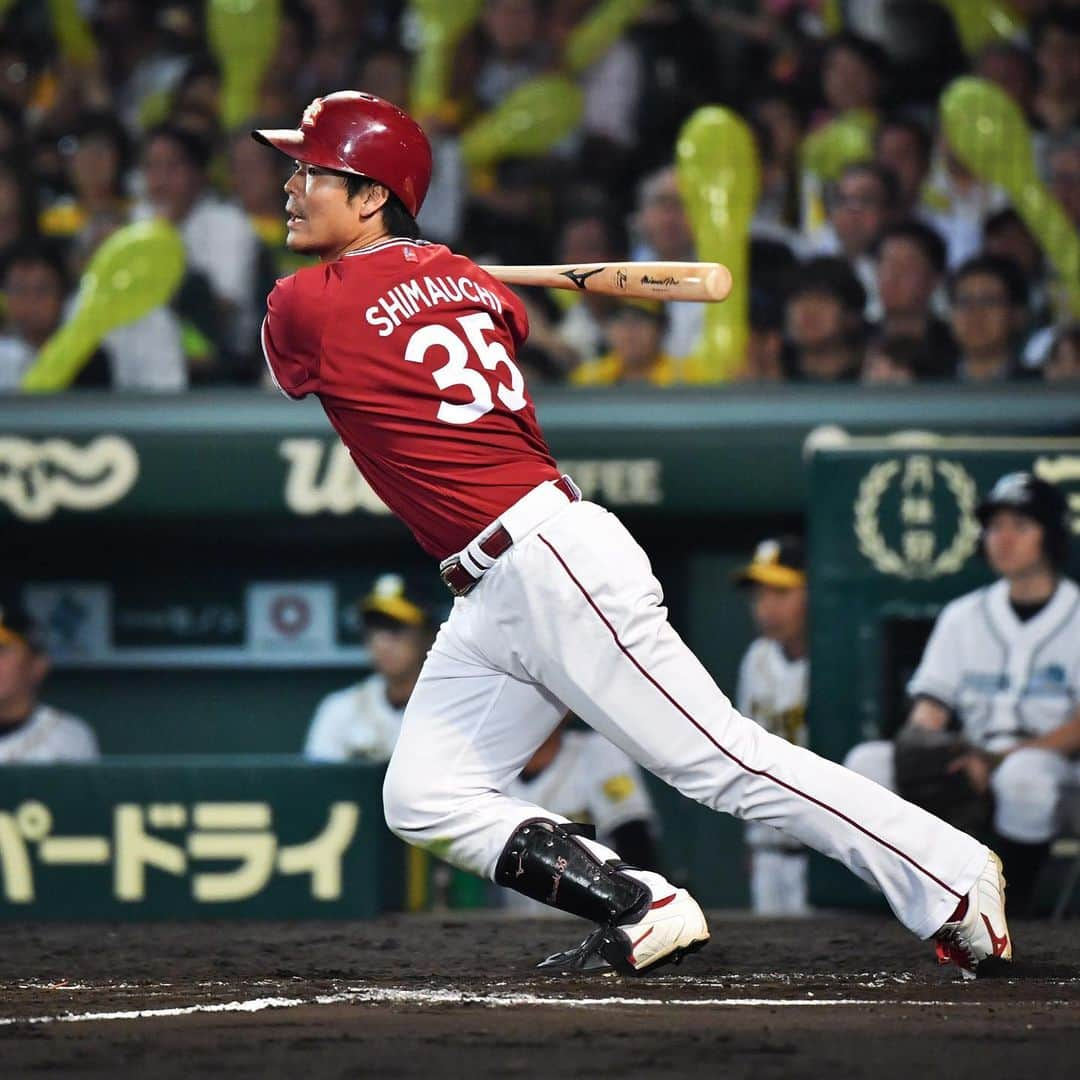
0 602 45 651
733 536 807 589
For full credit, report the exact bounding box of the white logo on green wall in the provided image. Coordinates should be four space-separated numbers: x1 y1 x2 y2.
854 455 980 579
0 435 139 521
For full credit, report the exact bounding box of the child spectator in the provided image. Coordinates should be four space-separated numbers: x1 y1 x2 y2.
785 256 866 382
571 300 677 387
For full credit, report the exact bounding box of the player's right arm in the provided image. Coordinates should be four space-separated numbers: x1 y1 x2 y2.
261 269 327 399
905 600 964 730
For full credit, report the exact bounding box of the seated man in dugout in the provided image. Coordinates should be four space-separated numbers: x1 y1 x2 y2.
845 473 1080 914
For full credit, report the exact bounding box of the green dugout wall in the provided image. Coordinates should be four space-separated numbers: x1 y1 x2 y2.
3 387 1078 913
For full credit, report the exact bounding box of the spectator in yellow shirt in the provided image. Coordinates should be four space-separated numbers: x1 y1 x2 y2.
571 300 679 386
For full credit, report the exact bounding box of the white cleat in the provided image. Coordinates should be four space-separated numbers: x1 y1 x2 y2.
933 851 1013 981
537 887 710 975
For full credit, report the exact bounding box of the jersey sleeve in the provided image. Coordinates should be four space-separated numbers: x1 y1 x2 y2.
261 271 325 399
906 601 963 709
583 736 658 837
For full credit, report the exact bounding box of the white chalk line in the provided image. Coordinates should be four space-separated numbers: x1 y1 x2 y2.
1 985 1074 1028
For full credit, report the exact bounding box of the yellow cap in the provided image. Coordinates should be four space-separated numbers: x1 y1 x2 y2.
360 574 428 627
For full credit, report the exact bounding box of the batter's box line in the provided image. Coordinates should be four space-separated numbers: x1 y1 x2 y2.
2 987 1077 1027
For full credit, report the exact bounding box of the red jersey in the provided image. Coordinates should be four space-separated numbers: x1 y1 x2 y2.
261 238 560 559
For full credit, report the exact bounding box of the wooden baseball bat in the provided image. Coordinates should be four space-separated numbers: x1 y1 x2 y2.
480 261 733 303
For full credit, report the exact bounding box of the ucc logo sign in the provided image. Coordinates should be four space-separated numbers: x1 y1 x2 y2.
0 435 139 522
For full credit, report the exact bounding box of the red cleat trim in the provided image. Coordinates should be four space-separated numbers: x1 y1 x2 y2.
650 893 677 910
982 914 1009 958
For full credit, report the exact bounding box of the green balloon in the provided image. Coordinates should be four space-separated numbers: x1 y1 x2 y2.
937 0 1025 56
22 220 187 393
676 106 759 380
942 77 1080 317
801 109 876 183
565 0 650 74
208 0 281 129
461 76 584 167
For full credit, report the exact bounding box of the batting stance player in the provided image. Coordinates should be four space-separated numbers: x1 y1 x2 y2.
254 92 1009 977
846 472 1079 912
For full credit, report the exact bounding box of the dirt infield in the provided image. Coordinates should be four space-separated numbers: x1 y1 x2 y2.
2 914 1077 1078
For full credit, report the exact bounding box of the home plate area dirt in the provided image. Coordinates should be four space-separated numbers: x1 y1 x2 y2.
2 914 1077 1078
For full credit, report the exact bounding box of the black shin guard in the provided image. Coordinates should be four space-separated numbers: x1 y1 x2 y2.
494 818 650 925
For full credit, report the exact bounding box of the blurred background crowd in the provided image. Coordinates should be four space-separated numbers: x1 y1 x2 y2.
0 0 1077 392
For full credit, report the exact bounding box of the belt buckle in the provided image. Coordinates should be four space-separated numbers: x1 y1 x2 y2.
439 557 475 598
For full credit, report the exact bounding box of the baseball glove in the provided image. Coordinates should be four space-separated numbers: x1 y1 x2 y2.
893 726 992 834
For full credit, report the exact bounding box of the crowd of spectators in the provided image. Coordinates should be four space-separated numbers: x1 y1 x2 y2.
0 0 1077 391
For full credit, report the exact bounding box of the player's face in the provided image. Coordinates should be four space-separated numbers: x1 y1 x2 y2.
983 510 1048 579
283 162 364 257
365 624 428 683
750 585 808 649
0 641 47 713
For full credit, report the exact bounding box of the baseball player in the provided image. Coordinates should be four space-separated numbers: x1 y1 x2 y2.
0 603 99 763
734 536 811 915
254 91 1009 977
846 472 1079 912
304 575 435 763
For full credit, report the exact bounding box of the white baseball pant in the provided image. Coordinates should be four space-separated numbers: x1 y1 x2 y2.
383 492 988 939
845 739 1080 844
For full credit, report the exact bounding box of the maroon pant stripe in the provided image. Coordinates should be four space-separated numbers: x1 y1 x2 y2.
537 533 962 902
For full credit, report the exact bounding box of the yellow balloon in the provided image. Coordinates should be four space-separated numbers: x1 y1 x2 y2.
408 0 484 119
22 220 187 393
936 0 1026 56
207 0 281 129
941 77 1080 317
565 0 650 74
460 76 584 168
676 107 759 381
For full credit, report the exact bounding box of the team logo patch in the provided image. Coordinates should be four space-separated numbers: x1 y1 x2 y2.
854 455 980 579
301 97 325 128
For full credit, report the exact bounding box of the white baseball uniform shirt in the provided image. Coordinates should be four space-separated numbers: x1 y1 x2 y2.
907 577 1080 753
303 674 405 763
736 638 809 748
0 704 99 763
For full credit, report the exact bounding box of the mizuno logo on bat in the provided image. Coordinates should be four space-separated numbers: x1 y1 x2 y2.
561 267 606 290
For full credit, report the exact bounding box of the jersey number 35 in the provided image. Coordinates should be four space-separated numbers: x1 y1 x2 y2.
405 313 527 426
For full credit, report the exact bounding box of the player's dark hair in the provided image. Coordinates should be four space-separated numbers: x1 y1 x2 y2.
834 160 902 213
142 122 212 172
874 113 932 166
1 239 69 291
877 219 948 275
1029 6 1080 49
948 254 1029 309
342 172 420 239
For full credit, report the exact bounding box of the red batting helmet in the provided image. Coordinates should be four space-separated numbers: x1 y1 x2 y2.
252 91 432 217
